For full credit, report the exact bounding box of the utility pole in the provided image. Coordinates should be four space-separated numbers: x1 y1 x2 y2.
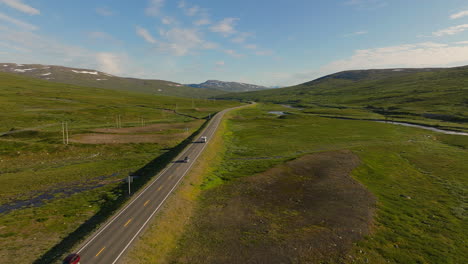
128 175 131 195
62 121 65 144
65 121 69 145
62 121 69 145
116 115 122 128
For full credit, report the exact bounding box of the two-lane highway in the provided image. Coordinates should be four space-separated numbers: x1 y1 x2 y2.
75 106 240 264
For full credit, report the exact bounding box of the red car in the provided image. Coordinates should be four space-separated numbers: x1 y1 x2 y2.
63 253 80 264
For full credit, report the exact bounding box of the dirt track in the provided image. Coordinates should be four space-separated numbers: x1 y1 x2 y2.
170 150 376 264
70 120 203 144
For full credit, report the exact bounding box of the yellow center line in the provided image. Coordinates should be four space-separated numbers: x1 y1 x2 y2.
157 185 163 191
124 218 132 227
144 200 150 207
95 247 106 257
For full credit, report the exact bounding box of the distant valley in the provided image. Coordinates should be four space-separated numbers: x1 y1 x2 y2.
217 66 468 129
186 79 268 92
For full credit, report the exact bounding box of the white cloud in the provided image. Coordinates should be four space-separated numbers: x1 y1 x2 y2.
0 12 37 30
96 52 124 74
95 7 114 17
161 16 177 25
432 24 468 37
211 18 239 36
450 10 468 19
136 26 157 44
156 27 216 56
0 26 137 77
215 61 225 66
194 18 210 26
0 0 39 15
231 32 253 43
145 0 164 16
321 41 468 74
267 41 468 86
455 40 468 45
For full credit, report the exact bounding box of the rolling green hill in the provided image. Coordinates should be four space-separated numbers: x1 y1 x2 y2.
217 66 468 127
0 63 225 98
0 71 240 263
0 72 238 133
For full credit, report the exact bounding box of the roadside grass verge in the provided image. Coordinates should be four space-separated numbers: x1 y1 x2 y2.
122 106 242 264
157 103 466 263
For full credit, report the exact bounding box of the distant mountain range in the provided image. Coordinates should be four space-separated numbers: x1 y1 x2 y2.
0 63 224 98
186 80 268 92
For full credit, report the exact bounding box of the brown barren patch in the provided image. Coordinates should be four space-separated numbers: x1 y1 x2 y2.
71 120 204 144
70 133 188 144
171 150 376 264
92 120 203 134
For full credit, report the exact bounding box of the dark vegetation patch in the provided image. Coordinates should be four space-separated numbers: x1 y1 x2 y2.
169 150 376 264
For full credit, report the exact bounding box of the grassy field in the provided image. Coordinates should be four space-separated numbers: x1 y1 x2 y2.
0 72 240 263
129 103 466 263
217 67 468 131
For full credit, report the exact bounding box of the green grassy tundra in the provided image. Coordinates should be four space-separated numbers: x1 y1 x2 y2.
128 103 467 264
218 67 468 132
0 72 239 263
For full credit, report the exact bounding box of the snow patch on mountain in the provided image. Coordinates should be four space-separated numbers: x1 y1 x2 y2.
186 80 267 92
71 70 99 75
14 68 35 72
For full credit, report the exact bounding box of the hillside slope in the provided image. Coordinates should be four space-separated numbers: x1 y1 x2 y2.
0 71 238 132
0 63 225 98
217 67 468 124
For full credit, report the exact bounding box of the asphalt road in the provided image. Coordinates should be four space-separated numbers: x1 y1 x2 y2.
75 106 239 264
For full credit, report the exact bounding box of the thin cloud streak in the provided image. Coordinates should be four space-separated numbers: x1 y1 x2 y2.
136 26 157 44
0 12 38 30
145 0 164 16
433 24 468 37
211 18 239 36
0 0 39 15
450 10 468 19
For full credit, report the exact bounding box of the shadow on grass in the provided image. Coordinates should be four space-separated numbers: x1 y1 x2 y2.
33 117 210 264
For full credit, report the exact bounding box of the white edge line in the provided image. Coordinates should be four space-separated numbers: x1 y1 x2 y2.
77 113 218 254
110 110 227 264
76 109 230 254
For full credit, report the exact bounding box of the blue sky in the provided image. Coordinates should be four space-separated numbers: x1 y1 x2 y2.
1 0 468 86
